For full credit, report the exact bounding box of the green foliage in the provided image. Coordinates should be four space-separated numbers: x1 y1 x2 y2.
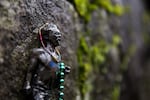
73 0 124 22
78 63 92 97
94 0 114 12
77 37 92 98
113 4 124 16
111 85 120 100
77 37 111 98
112 34 121 46
77 34 122 99
121 45 136 72
74 0 98 22
79 37 89 55
90 40 110 70
74 0 124 98
94 0 124 16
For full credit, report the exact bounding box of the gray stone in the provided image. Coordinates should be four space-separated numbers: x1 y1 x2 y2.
0 0 79 99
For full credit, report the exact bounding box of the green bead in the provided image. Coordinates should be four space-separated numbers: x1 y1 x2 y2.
60 85 64 90
59 63 65 69
60 63 64 66
60 72 64 76
60 92 64 96
59 98 63 100
60 65 65 69
60 79 64 83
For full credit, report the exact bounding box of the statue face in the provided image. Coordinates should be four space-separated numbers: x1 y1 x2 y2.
48 31 62 47
40 23 62 47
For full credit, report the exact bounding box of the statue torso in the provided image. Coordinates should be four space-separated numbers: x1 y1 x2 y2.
31 46 61 89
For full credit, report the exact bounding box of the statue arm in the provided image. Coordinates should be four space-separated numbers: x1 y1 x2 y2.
23 50 38 91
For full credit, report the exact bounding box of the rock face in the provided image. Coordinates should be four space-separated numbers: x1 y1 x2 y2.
0 0 79 100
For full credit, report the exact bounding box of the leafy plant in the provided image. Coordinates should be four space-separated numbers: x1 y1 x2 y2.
74 0 124 22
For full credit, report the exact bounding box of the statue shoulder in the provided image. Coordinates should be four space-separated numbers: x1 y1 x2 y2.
32 48 46 56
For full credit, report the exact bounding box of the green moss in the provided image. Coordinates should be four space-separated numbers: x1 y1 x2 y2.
77 33 123 99
79 37 89 54
90 40 110 69
77 36 111 98
112 34 121 46
111 85 120 100
74 0 98 22
73 0 124 22
95 0 114 12
94 0 124 16
121 45 136 72
113 4 124 16
74 0 124 97
77 37 92 98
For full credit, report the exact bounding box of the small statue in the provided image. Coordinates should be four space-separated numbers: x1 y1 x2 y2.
23 23 70 100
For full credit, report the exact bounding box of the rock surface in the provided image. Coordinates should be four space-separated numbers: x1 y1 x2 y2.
0 0 79 100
